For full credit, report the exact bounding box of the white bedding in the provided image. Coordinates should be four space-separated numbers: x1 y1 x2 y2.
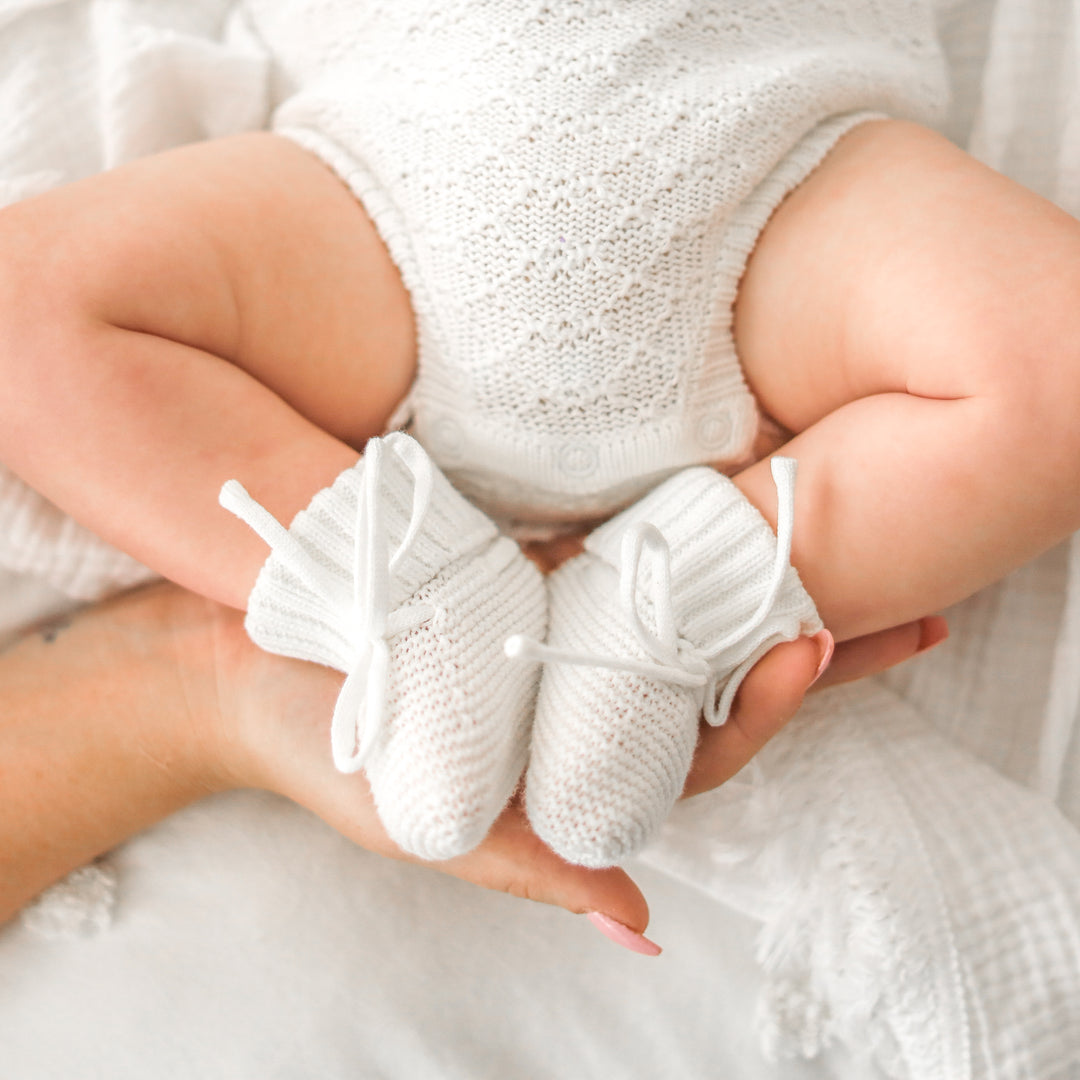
2 2 1080 1077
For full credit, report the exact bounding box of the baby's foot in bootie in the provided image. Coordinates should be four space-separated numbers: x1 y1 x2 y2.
509 458 822 868
220 431 546 861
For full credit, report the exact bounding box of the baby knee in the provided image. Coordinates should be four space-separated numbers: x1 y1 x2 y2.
0 193 121 345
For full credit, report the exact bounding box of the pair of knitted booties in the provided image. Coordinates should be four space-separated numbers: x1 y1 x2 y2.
220 432 821 866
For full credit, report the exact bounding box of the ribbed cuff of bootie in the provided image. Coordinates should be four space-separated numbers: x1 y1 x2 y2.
220 431 499 674
583 461 822 722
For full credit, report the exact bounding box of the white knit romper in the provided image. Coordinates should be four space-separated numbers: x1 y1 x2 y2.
246 0 948 528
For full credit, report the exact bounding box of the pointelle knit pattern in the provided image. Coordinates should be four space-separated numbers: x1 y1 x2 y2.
243 0 947 527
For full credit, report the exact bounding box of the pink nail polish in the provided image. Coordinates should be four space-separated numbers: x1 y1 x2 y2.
586 912 662 956
808 628 835 687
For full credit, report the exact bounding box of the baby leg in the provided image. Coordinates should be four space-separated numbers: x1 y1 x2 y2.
520 120 1080 867
0 133 416 608
0 134 556 858
734 119 1080 641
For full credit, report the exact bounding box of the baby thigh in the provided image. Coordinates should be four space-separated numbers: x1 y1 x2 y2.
1 132 416 449
0 133 419 605
731 119 1080 637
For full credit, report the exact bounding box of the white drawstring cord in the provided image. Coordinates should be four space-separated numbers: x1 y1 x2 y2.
505 523 710 690
220 436 436 773
504 456 799 726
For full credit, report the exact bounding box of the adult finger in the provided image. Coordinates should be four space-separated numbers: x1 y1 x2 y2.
284 752 657 953
681 616 948 798
681 635 821 797
812 615 947 690
439 799 658 954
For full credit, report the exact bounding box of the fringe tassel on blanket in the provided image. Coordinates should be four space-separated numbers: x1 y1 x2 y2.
641 680 1080 1080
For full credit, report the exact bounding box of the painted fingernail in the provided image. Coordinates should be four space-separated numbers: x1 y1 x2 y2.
808 628 835 687
586 912 662 957
917 616 949 654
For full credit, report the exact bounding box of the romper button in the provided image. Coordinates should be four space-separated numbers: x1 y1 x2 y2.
696 410 732 450
427 417 466 465
558 440 599 478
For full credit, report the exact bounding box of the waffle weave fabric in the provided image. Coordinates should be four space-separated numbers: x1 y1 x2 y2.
243 0 947 528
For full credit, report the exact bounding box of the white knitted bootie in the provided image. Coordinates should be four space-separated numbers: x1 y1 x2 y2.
220 432 546 861
509 458 822 868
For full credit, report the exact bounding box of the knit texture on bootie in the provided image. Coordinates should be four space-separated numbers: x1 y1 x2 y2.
220 432 546 861
515 459 822 868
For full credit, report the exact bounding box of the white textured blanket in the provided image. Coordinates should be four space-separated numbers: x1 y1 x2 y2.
1 2 1079 1078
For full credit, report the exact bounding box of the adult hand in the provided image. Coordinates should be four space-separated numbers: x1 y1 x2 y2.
197 585 657 948
681 616 948 797
521 531 948 801
232 603 945 950
0 580 943 956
